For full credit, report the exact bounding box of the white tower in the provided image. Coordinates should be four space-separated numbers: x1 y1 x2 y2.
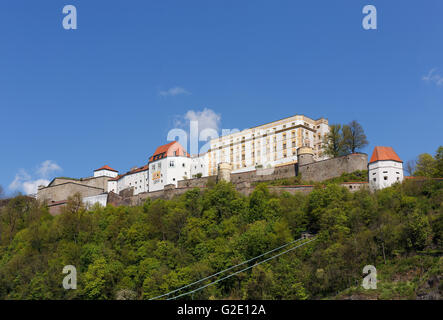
93 165 119 178
368 146 404 191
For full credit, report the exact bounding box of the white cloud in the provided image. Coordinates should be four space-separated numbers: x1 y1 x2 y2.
159 86 191 97
37 160 62 178
172 108 222 154
8 160 62 195
22 179 50 195
423 68 443 86
9 169 31 191
180 108 221 132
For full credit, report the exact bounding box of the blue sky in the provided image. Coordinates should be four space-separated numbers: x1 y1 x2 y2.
1 0 442 195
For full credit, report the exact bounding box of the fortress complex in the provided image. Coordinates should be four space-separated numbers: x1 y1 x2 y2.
36 114 404 213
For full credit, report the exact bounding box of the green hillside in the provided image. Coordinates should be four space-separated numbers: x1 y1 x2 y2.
0 178 441 300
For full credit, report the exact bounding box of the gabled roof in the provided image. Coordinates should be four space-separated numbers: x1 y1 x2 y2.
149 141 190 162
94 165 118 172
108 165 149 181
369 146 402 163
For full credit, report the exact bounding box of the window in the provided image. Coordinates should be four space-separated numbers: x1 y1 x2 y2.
182 163 185 167
373 178 376 182
173 178 176 181
158 162 161 169
169 160 175 167
384 176 388 181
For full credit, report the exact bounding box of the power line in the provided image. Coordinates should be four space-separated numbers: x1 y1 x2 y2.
168 237 317 300
149 237 305 300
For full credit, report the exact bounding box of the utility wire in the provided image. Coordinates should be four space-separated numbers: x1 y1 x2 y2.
149 237 305 300
168 237 317 300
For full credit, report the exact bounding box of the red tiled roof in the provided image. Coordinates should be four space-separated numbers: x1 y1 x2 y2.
369 146 402 163
149 141 190 162
108 165 149 181
94 165 118 172
341 181 369 184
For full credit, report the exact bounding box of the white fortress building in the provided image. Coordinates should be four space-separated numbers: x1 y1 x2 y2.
148 141 193 192
368 146 404 191
207 115 329 175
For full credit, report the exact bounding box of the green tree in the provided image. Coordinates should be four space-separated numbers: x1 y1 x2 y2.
414 153 437 177
435 146 443 177
322 124 344 158
402 210 431 251
342 120 369 154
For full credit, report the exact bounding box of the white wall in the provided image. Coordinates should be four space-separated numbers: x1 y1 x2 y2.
369 160 404 191
191 154 208 177
83 193 108 208
94 169 118 178
108 180 117 193
149 156 192 192
110 169 149 195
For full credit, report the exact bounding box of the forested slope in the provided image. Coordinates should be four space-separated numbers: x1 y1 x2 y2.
0 179 441 300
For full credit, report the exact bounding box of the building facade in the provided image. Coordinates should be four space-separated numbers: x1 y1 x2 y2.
148 141 193 192
206 115 329 175
368 146 404 191
108 165 149 195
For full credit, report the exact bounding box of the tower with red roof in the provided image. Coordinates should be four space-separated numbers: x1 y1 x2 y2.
93 165 119 178
368 146 404 191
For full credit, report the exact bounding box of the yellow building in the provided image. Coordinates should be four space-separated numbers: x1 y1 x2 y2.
207 115 329 175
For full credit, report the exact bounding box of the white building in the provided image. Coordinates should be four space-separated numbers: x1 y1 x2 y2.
93 165 119 178
148 141 193 192
190 152 209 178
368 146 404 191
206 114 330 175
108 165 149 195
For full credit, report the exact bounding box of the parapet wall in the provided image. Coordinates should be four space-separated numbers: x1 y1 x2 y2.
230 165 297 184
113 153 368 204
37 182 104 203
298 153 368 182
40 153 369 209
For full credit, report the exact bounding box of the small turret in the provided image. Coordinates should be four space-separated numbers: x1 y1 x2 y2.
217 162 232 182
297 146 314 166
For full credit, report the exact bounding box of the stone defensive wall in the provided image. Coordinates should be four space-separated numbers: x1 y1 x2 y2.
108 153 369 205
298 153 368 182
40 153 369 211
37 176 111 203
38 182 105 203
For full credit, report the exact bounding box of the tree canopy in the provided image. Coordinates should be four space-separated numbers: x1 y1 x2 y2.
0 176 441 300
322 120 369 158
